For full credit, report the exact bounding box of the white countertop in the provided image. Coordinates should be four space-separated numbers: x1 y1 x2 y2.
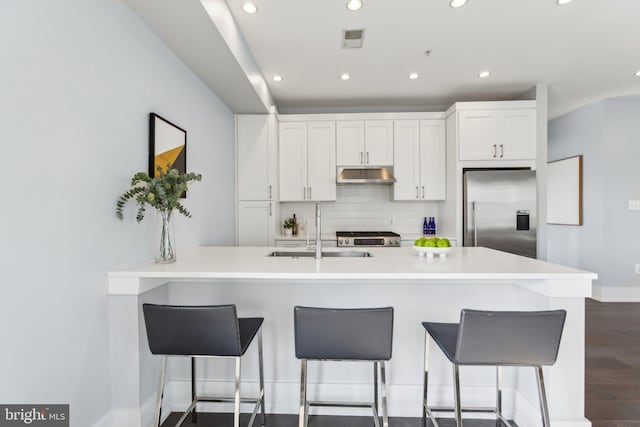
274 234 336 240
108 246 596 285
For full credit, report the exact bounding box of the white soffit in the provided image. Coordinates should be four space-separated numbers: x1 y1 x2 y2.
124 0 274 113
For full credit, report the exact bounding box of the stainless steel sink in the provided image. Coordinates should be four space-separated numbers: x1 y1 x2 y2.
266 251 373 258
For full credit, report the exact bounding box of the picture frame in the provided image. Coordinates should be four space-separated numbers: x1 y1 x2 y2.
149 113 187 197
547 155 583 226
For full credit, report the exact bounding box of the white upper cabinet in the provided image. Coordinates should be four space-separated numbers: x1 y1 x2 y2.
237 115 277 200
307 122 336 201
279 121 336 202
279 122 308 201
457 104 536 161
499 109 537 160
336 121 365 166
419 120 446 200
458 111 498 161
336 120 393 166
393 120 420 200
365 120 394 165
393 120 446 201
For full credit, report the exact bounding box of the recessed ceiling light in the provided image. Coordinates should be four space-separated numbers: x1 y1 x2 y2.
242 2 258 14
340 73 351 81
635 70 640 77
409 73 419 80
478 70 491 78
450 0 468 8
346 0 363 11
556 0 574 4
272 75 282 82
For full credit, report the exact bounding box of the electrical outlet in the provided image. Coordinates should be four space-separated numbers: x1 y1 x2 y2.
630 200 640 211
636 264 640 274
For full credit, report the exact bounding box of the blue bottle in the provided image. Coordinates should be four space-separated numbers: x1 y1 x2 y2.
429 217 437 236
423 217 428 235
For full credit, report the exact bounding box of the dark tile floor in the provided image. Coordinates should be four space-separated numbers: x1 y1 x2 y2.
586 299 640 427
162 299 640 427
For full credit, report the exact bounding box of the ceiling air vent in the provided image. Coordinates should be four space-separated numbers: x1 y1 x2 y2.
342 29 365 49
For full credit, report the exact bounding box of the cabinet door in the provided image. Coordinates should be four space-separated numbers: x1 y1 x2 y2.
307 122 336 201
499 109 536 160
279 123 308 201
420 120 446 200
393 120 421 201
365 120 394 165
336 121 365 166
238 201 274 246
237 115 269 200
458 111 498 161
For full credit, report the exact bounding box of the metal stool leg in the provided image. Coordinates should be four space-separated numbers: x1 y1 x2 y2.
299 360 307 427
191 357 197 423
234 357 242 427
496 366 502 427
258 329 266 426
453 365 462 427
374 361 379 418
535 366 551 427
422 331 430 427
154 356 167 427
380 361 389 427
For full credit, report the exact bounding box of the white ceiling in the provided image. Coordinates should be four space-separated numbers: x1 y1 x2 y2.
225 0 640 118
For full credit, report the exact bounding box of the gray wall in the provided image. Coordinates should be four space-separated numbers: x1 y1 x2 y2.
548 96 640 290
0 1 235 425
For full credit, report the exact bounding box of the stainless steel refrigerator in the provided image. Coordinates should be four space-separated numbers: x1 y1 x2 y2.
463 169 537 258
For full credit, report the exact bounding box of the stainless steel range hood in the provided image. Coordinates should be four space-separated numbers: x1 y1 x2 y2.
336 166 396 184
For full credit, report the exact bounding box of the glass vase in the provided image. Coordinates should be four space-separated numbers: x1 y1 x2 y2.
153 209 176 264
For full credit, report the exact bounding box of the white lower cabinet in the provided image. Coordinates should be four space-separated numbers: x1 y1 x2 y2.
275 239 337 248
393 120 446 201
238 201 276 246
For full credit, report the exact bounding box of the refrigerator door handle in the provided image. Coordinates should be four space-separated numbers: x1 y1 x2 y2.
492 144 497 158
500 144 504 158
472 201 478 246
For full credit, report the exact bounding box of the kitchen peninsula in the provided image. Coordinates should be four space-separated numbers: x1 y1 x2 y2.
107 246 595 427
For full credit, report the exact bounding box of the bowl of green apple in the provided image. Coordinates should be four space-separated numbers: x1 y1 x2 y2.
413 237 453 258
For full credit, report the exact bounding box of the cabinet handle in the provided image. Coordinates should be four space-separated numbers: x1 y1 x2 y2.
500 144 504 158
493 144 497 158
269 202 272 216
360 151 364 164
366 152 370 164
416 186 419 199
422 186 425 199
309 187 312 200
269 185 272 200
303 187 306 199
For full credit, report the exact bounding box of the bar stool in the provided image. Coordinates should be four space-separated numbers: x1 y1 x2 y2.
294 306 394 427
143 304 266 427
422 309 567 427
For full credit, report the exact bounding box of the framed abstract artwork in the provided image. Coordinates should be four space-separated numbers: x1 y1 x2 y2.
149 113 187 178
547 155 583 225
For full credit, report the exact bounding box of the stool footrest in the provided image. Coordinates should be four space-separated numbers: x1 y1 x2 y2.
171 391 265 427
308 400 375 409
428 406 497 413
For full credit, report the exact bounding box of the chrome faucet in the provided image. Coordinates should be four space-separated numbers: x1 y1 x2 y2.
314 203 322 259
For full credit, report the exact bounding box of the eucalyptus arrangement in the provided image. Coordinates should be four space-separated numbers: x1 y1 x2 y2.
116 167 202 263
283 217 296 235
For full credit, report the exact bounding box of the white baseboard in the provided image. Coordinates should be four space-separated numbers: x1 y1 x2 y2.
592 284 640 302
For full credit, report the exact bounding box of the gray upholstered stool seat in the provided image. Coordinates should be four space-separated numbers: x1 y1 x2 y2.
143 304 266 427
294 306 394 427
421 309 567 427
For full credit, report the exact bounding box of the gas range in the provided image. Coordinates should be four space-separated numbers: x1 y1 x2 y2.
336 231 401 247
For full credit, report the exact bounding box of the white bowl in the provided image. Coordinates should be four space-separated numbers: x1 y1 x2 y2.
413 245 453 258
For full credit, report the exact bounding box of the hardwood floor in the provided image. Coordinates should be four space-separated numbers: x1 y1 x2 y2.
161 413 504 427
586 299 640 427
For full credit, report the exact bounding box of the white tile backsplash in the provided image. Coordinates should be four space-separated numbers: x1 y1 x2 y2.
279 185 439 237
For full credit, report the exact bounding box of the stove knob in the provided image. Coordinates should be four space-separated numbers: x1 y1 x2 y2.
338 239 343 244
345 239 350 244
